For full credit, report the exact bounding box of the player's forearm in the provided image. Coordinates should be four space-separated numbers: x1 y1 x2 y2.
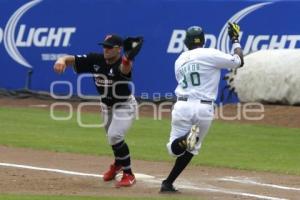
228 22 244 67
57 55 75 66
54 55 75 74
232 43 244 67
120 56 132 75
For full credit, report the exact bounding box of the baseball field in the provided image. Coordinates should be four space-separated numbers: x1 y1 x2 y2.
0 97 300 200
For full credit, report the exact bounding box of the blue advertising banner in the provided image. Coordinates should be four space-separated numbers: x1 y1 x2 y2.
1 0 300 103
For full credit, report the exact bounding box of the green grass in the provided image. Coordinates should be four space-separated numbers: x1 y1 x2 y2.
197 123 300 174
0 107 299 175
0 195 196 200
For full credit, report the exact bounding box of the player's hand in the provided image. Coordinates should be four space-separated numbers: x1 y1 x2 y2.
54 59 67 74
123 36 144 60
228 22 240 43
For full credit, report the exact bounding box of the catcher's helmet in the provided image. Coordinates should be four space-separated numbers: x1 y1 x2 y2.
184 26 205 50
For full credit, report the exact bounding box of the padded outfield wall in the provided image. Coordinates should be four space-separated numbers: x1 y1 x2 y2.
1 0 300 103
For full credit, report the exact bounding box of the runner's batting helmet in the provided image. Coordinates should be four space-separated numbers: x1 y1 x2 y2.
184 26 205 50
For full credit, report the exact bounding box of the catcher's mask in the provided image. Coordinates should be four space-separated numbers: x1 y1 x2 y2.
184 26 205 50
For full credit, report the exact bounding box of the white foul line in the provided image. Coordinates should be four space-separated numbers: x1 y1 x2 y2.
0 162 154 179
181 185 288 200
0 162 102 177
219 176 300 191
144 179 288 200
0 162 288 200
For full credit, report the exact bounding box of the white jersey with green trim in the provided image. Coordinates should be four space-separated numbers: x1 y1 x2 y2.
174 47 241 101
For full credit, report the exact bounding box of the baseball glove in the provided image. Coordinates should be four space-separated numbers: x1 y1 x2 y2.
123 36 144 60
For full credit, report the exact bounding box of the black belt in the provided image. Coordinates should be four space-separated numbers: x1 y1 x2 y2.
177 97 213 104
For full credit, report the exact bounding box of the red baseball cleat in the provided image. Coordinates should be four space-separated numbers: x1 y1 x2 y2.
103 164 122 181
115 172 136 187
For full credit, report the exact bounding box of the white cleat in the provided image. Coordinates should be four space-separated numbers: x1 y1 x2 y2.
186 125 200 151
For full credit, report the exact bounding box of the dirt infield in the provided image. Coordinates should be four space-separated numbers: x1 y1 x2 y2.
1 146 300 200
1 97 300 200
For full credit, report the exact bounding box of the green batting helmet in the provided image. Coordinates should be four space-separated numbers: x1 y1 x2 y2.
184 26 205 50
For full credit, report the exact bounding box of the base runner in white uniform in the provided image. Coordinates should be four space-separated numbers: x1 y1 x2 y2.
160 23 244 193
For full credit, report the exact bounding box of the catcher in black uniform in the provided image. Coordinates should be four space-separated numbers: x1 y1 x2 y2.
53 34 143 187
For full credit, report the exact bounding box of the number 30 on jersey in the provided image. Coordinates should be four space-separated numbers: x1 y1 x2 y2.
181 72 201 88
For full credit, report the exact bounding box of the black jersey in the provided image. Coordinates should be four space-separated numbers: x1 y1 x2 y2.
74 53 132 106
